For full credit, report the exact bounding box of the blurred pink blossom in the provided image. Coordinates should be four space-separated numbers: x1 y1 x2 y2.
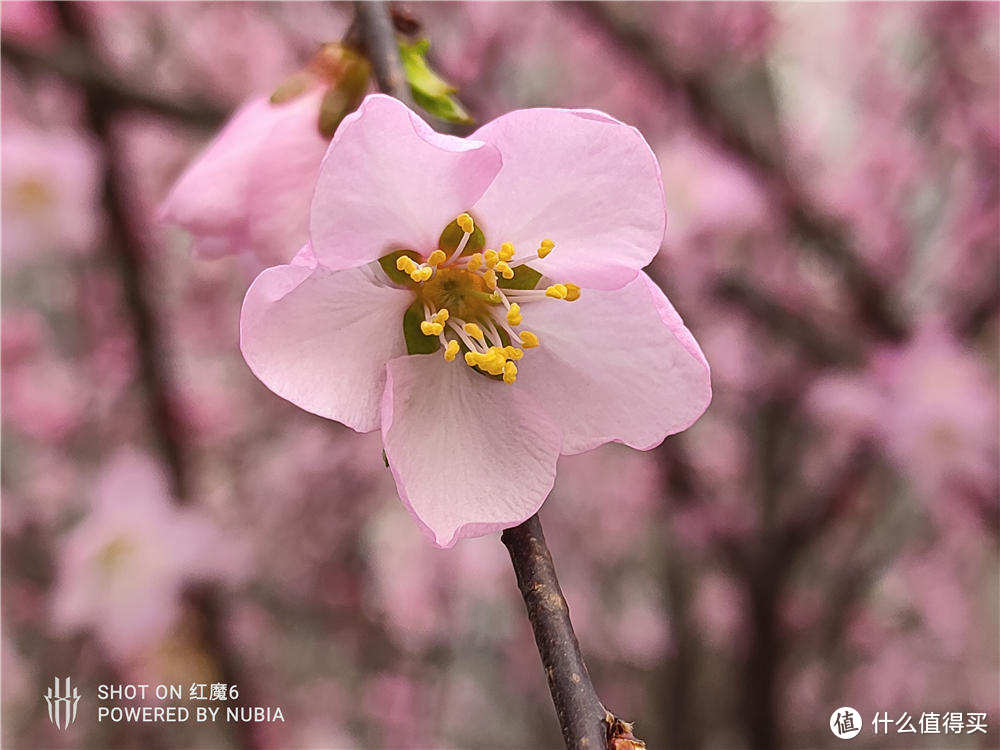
50 451 245 659
159 89 328 265
1 127 102 263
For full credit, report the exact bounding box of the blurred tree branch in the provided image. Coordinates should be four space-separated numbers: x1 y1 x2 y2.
351 0 414 105
572 2 909 343
1 35 226 128
49 5 263 749
714 275 862 367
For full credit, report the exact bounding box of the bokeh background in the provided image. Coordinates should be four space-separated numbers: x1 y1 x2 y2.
2 2 998 748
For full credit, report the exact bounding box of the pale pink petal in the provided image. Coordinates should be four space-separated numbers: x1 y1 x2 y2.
310 94 502 270
515 272 711 454
471 108 666 290
160 90 327 263
381 354 562 548
241 254 413 432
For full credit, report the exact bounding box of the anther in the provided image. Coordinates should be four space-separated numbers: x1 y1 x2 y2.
444 340 460 362
495 261 515 279
506 303 522 326
410 266 433 283
433 308 450 324
503 361 518 385
466 253 483 271
520 331 539 348
456 213 474 234
537 239 554 258
484 249 499 268
426 250 447 266
396 256 418 273
564 283 581 301
503 346 524 361
420 321 444 336
464 322 485 341
499 242 515 261
483 268 498 290
545 284 568 299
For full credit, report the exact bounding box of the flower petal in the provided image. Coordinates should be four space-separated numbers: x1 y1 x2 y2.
310 94 502 271
515 272 711 454
471 108 666 290
240 250 413 431
381 354 562 548
160 91 327 263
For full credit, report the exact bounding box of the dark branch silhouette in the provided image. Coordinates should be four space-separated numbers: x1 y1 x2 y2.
1 35 226 128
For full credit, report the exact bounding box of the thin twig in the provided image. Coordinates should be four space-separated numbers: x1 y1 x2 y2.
352 0 414 105
1 35 226 128
502 514 627 749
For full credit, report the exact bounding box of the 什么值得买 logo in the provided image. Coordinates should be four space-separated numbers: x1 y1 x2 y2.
44 677 81 730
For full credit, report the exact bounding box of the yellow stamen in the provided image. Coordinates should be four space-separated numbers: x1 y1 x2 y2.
426 249 447 266
410 266 433 283
396 256 418 273
537 239 554 258
520 331 539 348
499 242 515 261
495 261 515 279
503 361 517 385
420 321 444 336
466 253 483 271
484 249 499 268
444 340 459 362
503 346 524 361
506 303 522 326
488 292 502 304
433 308 450 324
456 213 474 234
464 347 509 376
545 284 568 299
483 268 498 290
564 283 581 301
464 322 485 341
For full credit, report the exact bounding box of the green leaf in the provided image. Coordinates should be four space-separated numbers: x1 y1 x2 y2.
498 264 542 290
438 218 484 256
378 249 421 286
399 39 474 125
402 300 440 355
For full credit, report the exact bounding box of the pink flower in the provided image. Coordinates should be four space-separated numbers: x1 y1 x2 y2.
159 89 329 265
51 451 244 659
241 95 711 547
159 44 371 266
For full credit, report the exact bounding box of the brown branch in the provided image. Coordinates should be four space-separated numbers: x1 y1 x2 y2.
351 0 414 105
572 2 908 343
1 35 226 128
502 514 634 749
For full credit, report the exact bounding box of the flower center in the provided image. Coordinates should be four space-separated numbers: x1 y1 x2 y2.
416 266 492 322
382 213 579 385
